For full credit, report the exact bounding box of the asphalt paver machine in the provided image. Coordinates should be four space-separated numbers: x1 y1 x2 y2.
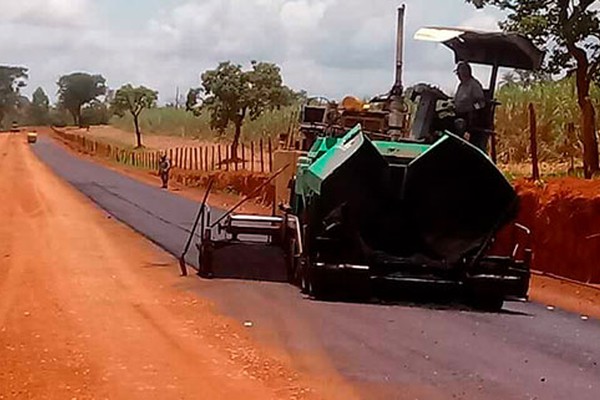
191 6 541 311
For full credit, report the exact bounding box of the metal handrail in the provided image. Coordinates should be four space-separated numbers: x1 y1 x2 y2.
178 178 214 276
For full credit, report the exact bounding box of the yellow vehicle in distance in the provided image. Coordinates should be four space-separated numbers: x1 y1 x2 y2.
27 131 38 144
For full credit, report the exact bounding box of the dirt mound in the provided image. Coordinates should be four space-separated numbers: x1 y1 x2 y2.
170 169 275 205
514 178 600 283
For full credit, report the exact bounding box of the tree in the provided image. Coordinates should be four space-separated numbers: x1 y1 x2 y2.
28 87 50 125
499 71 518 87
57 73 107 127
0 66 28 127
81 100 111 126
185 88 202 113
111 84 158 148
467 0 600 178
188 61 294 158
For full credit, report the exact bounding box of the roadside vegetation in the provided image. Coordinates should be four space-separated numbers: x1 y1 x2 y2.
111 84 158 148
467 0 600 177
496 77 600 166
109 106 299 143
1 0 598 177
185 61 300 157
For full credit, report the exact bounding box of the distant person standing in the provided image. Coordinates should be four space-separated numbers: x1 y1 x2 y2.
454 61 488 151
158 154 172 189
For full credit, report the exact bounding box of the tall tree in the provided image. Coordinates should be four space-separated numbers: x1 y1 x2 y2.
28 87 50 125
0 66 28 127
467 0 600 178
57 73 107 127
111 84 158 148
188 61 294 158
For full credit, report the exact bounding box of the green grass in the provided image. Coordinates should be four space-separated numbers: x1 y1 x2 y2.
110 107 298 143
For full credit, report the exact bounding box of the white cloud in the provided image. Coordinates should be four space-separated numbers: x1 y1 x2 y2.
0 0 92 26
459 11 501 31
1 0 506 103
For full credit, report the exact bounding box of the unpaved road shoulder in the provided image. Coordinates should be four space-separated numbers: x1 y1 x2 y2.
0 132 356 400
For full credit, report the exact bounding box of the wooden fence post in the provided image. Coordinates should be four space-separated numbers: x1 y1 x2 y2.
194 148 199 170
226 146 230 172
529 103 540 181
234 144 238 171
218 145 222 170
211 146 215 171
268 137 273 173
260 138 265 173
241 144 245 171
250 141 255 173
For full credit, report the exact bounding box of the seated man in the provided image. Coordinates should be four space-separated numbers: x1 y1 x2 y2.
454 61 488 151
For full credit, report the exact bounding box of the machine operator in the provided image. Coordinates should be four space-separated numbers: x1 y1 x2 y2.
454 61 488 151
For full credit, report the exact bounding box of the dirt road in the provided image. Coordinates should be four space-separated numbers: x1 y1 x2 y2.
0 132 356 400
30 132 600 400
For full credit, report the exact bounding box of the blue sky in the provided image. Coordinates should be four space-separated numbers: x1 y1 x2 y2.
1 0 505 104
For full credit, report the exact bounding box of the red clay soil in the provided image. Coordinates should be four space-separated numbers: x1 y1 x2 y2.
530 274 600 320
514 178 600 283
0 132 357 399
171 169 275 205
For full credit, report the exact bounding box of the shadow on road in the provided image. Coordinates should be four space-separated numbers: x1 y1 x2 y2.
310 288 533 316
204 242 289 283
193 242 532 316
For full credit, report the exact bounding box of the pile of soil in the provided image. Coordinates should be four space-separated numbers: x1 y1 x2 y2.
170 169 275 205
514 178 600 283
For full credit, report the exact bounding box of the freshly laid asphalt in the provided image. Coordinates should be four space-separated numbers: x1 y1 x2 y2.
33 136 600 400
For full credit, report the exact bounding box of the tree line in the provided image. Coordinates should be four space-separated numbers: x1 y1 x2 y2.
1 0 598 175
0 60 301 151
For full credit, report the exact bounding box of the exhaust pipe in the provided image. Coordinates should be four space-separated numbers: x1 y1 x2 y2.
389 4 406 132
395 4 405 92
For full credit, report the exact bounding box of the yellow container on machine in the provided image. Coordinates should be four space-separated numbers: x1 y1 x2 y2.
27 131 38 144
